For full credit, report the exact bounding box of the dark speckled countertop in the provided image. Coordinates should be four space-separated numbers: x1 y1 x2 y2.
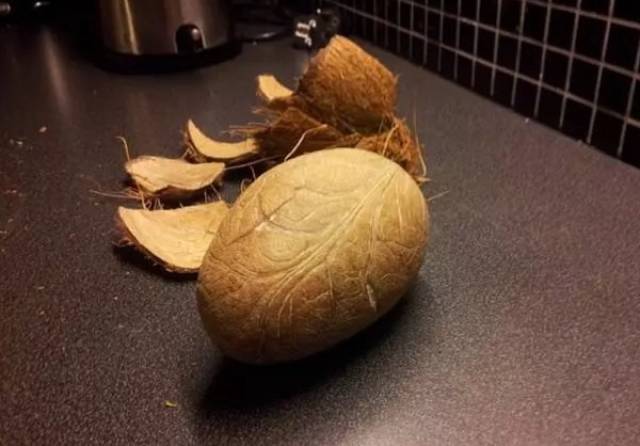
1 24 640 446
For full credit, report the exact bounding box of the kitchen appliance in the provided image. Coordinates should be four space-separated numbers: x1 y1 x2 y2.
97 0 238 69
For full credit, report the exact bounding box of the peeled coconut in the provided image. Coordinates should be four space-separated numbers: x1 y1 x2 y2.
197 148 429 363
297 36 397 132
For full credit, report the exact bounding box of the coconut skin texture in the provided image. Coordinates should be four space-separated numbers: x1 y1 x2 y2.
197 149 429 364
297 36 397 133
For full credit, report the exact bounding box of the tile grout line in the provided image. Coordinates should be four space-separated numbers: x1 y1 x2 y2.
422 2 429 66
333 1 640 127
327 1 640 148
427 39 640 127
490 0 504 97
471 0 481 88
408 1 414 60
559 0 583 130
454 0 461 81
438 1 444 73
586 1 615 144
533 1 552 117
617 4 640 157
396 0 401 56
526 0 640 31
426 3 640 80
384 0 389 50
511 0 529 107
372 0 378 45
334 1 640 81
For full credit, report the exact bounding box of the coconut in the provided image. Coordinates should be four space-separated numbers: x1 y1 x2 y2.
118 201 229 273
125 156 225 199
296 36 397 132
197 148 429 363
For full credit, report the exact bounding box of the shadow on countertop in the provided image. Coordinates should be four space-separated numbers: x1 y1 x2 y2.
195 279 433 417
112 245 197 283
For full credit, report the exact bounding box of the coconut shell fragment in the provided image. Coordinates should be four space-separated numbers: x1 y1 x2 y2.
257 74 293 106
198 149 429 363
297 36 397 132
186 120 258 163
125 156 225 199
118 201 229 273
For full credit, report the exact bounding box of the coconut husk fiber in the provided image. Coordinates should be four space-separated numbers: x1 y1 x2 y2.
250 107 356 157
245 107 423 178
296 35 397 133
187 36 425 179
356 119 426 178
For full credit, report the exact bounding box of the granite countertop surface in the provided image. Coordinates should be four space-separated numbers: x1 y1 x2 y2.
1 25 639 445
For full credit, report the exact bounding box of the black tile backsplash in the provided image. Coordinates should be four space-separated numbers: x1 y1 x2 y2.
479 0 498 25
570 59 598 101
614 3 640 22
538 88 563 127
494 70 515 106
523 3 547 40
543 50 568 88
575 16 606 59
622 125 640 166
475 63 493 96
548 9 575 50
519 42 542 79
477 28 495 61
461 0 477 20
606 24 640 70
498 35 517 69
500 1 522 33
323 0 640 168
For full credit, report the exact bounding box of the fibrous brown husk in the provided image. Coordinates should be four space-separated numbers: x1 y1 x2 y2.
251 107 354 157
246 106 423 178
186 119 258 163
296 35 397 133
125 156 225 199
248 37 426 179
356 119 426 178
117 201 229 273
186 36 425 179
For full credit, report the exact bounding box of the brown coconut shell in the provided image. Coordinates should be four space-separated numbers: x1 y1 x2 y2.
356 119 426 178
251 107 353 157
296 35 397 133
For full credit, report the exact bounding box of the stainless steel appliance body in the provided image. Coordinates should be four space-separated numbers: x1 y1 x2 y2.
98 0 233 55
